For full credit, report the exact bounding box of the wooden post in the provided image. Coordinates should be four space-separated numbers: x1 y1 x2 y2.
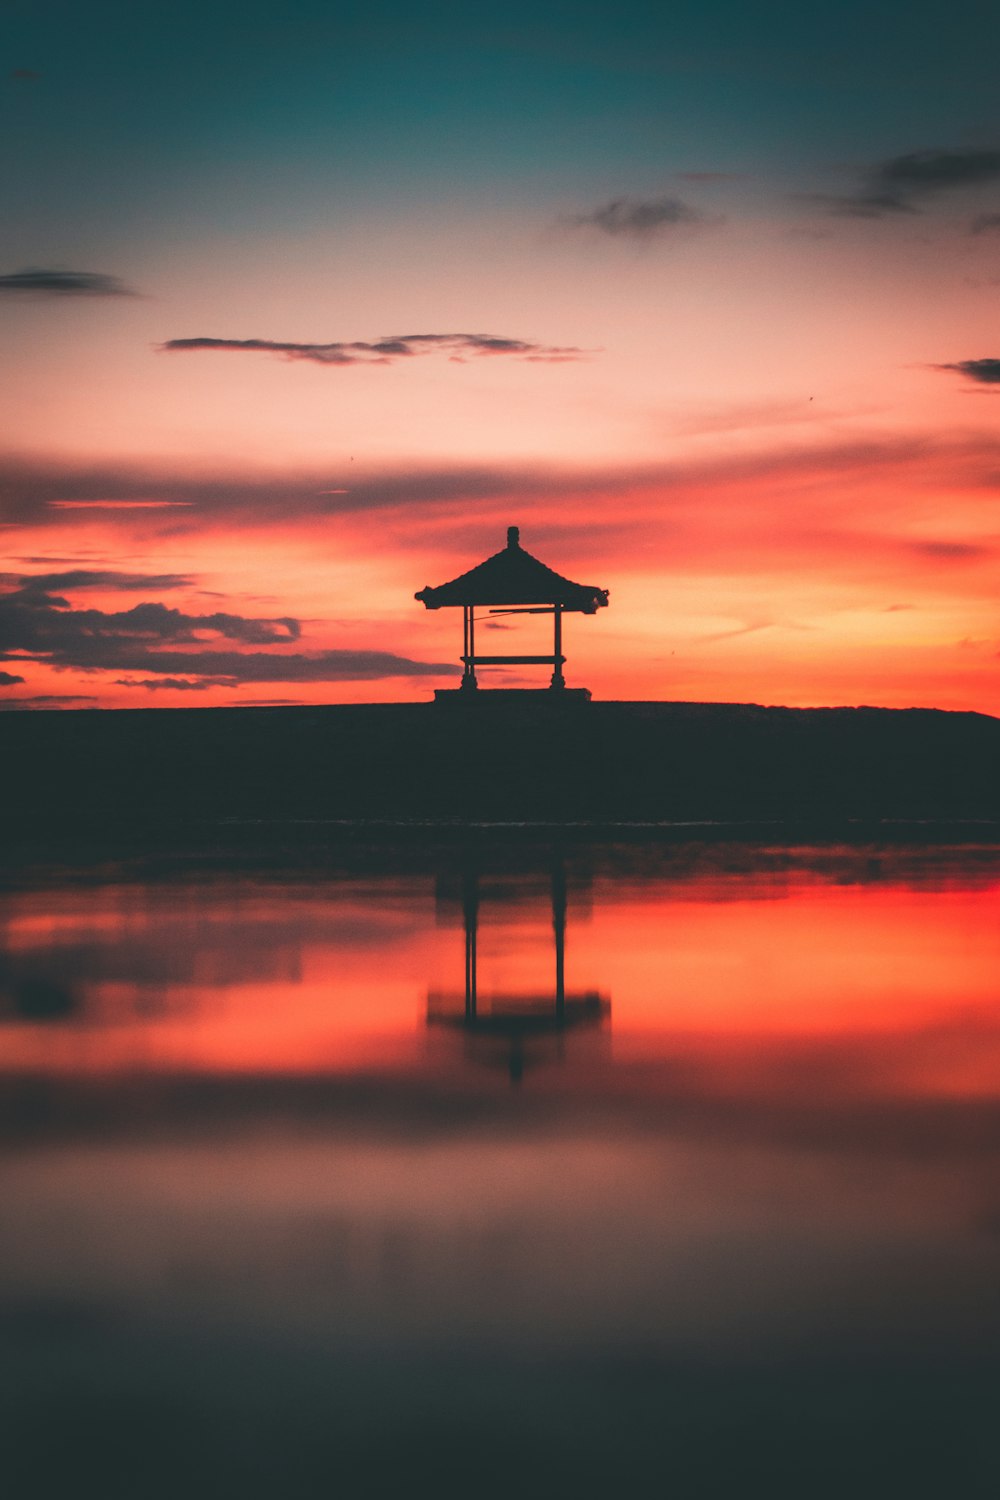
462 604 478 690
551 604 565 689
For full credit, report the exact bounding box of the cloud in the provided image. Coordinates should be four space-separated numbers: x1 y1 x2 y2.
0 590 300 648
48 500 192 510
877 148 1000 196
3 435 999 594
807 148 1000 218
692 618 778 645
160 331 588 366
0 694 98 709
0 670 25 686
103 650 453 684
114 676 245 692
933 358 1000 386
0 440 944 535
0 268 135 296
566 194 706 238
0 585 456 685
669 396 837 438
970 212 1000 235
0 570 191 595
909 540 992 560
676 172 742 183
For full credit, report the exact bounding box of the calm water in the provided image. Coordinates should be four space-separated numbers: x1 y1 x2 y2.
2 842 999 1498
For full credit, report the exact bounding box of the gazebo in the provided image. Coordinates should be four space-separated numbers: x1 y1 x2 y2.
415 525 608 695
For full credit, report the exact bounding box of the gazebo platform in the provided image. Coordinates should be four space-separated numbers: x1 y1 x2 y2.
434 686 592 707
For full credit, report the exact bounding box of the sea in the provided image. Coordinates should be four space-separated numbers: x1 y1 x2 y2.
2 836 998 1497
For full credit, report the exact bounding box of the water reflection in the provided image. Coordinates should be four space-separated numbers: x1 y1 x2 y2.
427 860 610 1082
1 842 999 1497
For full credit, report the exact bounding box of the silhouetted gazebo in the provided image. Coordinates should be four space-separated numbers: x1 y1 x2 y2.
415 525 608 694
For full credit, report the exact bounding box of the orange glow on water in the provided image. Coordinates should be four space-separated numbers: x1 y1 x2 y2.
3 853 998 1099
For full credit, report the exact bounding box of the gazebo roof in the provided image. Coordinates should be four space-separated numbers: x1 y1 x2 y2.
415 526 609 613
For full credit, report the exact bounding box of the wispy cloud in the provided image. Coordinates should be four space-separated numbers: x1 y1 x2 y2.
565 194 708 238
933 358 1000 386
0 268 135 296
48 500 193 510
691 618 777 645
676 172 742 184
805 147 1000 219
160 332 589 366
3 437 999 587
907 540 992 560
970 211 1000 235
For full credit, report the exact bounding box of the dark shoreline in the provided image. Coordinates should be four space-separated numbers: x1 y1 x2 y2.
3 699 998 849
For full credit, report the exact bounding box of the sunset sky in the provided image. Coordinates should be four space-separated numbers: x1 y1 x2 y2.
2 0 999 711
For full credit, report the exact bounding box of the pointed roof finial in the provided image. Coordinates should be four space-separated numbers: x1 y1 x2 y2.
507 525 520 549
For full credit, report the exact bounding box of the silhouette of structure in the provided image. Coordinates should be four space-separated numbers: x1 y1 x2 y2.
416 525 608 697
427 859 609 1083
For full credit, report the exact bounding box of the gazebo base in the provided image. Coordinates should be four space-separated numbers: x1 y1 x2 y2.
433 686 591 706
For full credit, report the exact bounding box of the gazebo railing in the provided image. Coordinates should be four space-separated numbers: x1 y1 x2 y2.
461 604 565 689
464 654 565 667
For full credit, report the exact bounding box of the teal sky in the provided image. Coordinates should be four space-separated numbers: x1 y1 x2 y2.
6 0 1000 256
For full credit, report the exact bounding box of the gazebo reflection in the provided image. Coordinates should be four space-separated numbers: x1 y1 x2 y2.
426 860 610 1083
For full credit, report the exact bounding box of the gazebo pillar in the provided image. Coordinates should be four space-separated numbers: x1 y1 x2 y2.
461 606 478 690
551 604 565 690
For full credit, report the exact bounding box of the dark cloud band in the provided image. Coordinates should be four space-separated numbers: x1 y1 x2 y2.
103 651 455 684
160 332 588 366
0 580 456 686
0 268 135 296
0 570 192 594
807 147 1000 219
934 358 1000 386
